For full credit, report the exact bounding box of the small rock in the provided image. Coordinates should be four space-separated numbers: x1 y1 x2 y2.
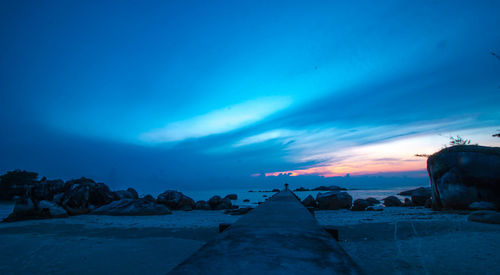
215 198 232 210
243 199 250 202
469 201 496 210
224 207 253 215
468 211 500 224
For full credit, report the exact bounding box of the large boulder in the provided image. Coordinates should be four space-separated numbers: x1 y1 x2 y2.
383 196 403 207
208 195 222 209
115 188 139 200
194 200 211 210
37 200 68 218
157 190 195 210
214 197 233 210
352 199 370 211
3 198 68 222
427 145 500 210
316 191 352 210
91 199 171 216
468 211 500 224
60 178 118 215
301 195 316 208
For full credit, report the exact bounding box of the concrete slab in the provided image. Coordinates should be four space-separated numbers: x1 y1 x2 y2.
169 190 362 274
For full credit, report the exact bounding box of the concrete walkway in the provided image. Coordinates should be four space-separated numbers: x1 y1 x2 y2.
169 190 362 274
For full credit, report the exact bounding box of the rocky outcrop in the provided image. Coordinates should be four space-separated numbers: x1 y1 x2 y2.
157 190 195 210
115 188 139 200
427 145 500 210
316 191 352 210
351 199 370 211
31 179 67 201
383 196 403 207
60 178 118 215
468 211 500 224
208 195 222 209
3 198 68 222
301 195 316 208
91 198 171 216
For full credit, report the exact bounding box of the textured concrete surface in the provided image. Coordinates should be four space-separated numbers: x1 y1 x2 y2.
169 190 362 274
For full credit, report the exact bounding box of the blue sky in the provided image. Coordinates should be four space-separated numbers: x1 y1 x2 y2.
1 0 499 193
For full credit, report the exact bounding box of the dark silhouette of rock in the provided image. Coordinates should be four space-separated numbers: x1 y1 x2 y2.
243 199 250 202
294 187 309 191
143 194 155 202
0 170 39 200
115 187 139 200
91 198 171 216
383 196 403 207
208 195 222 209
365 197 380 206
468 211 500 224
427 145 500 210
31 179 67 201
225 207 253 215
3 198 68 222
60 177 118 215
424 198 432 208
272 189 280 192
404 198 412 207
469 201 495 210
352 199 370 211
398 187 431 196
316 191 352 210
301 195 316 208
194 200 211 210
215 197 233 210
157 190 195 210
263 195 268 198
224 194 238 200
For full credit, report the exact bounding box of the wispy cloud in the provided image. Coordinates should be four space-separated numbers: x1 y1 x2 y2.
140 97 292 143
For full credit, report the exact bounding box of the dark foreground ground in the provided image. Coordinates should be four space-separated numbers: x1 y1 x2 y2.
0 205 498 274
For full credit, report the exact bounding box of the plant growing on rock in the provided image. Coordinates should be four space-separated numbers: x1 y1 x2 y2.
448 135 471 146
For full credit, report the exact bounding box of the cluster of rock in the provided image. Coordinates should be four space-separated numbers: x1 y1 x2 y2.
3 177 242 222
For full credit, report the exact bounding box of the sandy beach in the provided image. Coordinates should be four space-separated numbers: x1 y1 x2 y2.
1 203 498 275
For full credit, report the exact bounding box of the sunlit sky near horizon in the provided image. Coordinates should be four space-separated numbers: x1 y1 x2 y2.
1 0 500 192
